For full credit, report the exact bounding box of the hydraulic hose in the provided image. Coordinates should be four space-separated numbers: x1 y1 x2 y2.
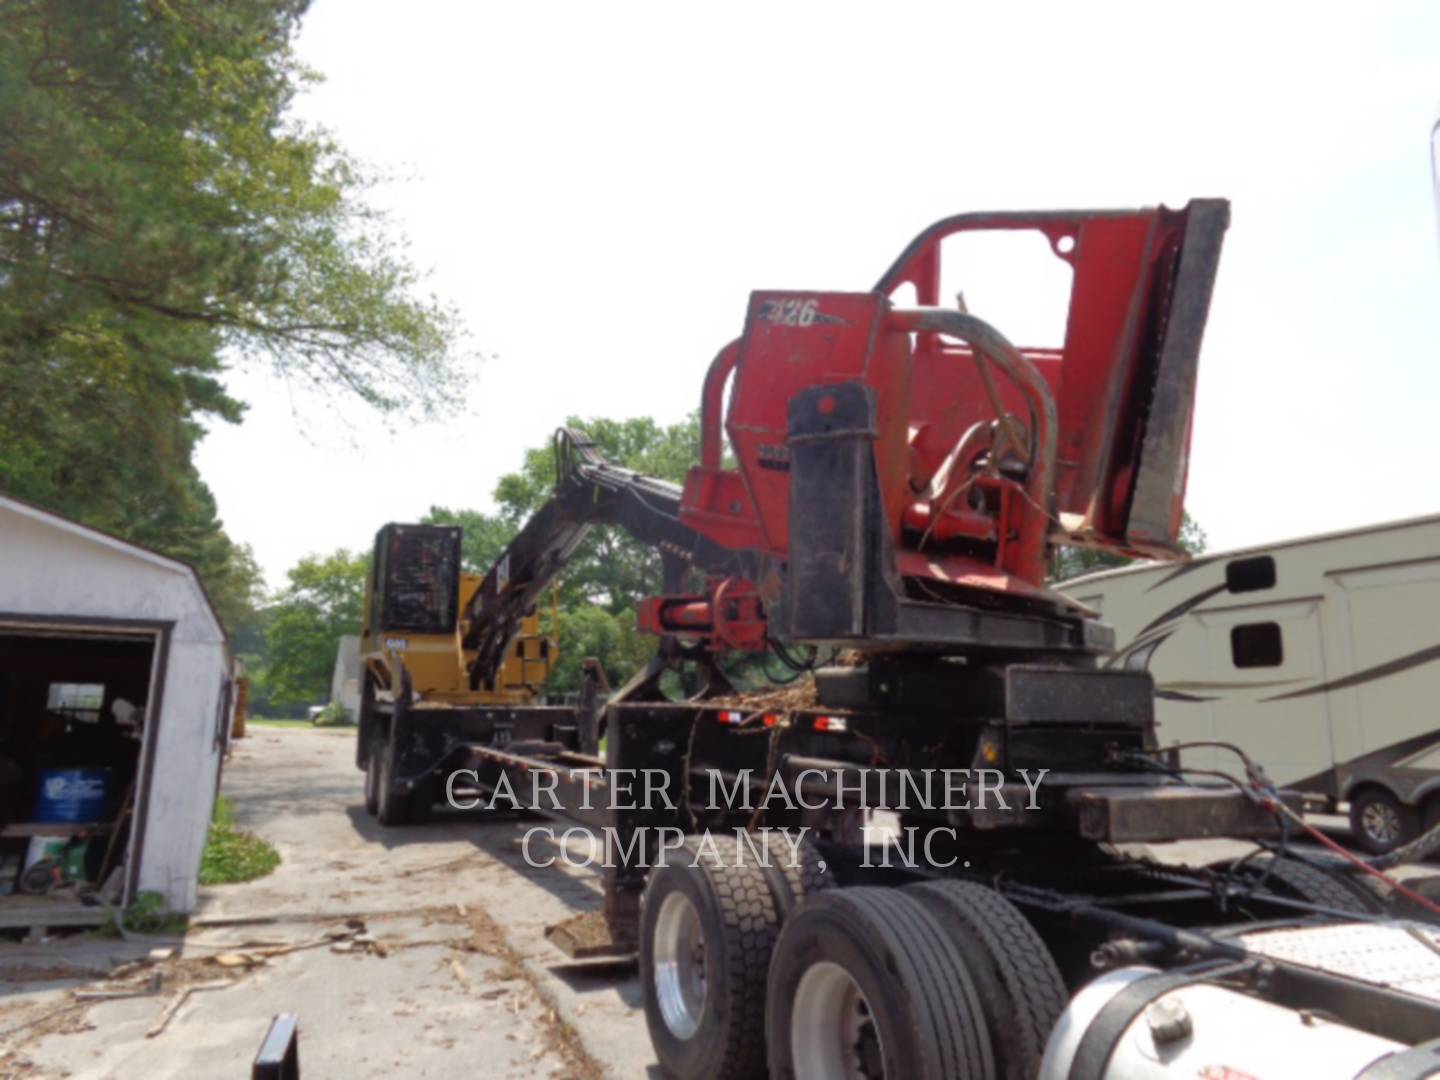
886 308 1056 520
887 308 1058 577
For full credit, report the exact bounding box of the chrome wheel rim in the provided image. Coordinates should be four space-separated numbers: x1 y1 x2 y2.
653 891 706 1039
1362 801 1401 844
791 960 885 1080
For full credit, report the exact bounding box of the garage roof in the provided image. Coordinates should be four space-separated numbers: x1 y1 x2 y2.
0 493 228 648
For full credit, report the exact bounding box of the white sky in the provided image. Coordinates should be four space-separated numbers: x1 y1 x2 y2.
193 2 1440 589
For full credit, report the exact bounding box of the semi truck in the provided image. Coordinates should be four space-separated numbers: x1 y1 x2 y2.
357 200 1440 1079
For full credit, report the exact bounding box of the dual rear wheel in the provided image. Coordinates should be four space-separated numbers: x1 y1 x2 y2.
639 840 1064 1080
363 732 429 826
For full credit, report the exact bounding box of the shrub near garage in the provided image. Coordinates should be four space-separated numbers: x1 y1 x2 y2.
199 796 281 885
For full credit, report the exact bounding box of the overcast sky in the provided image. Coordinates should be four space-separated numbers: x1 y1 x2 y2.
193 2 1440 588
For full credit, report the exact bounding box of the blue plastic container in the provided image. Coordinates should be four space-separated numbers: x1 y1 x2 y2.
33 769 112 824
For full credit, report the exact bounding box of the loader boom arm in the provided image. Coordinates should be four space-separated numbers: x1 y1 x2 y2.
461 428 752 690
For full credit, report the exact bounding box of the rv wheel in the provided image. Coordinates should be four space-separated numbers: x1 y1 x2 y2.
1349 787 1418 855
766 888 993 1080
639 837 779 1080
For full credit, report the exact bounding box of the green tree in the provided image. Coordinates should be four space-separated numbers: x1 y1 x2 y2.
261 549 367 710
494 414 700 613
1050 511 1209 582
0 1 459 631
548 606 654 693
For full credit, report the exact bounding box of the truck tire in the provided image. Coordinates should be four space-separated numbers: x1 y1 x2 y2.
906 880 1066 1080
1249 854 1380 914
640 836 779 1080
363 737 381 816
375 736 411 827
757 831 834 920
355 671 378 770
766 887 993 1080
1349 787 1419 856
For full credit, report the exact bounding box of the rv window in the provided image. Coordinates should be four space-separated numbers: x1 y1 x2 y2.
1226 556 1276 594
1231 622 1283 668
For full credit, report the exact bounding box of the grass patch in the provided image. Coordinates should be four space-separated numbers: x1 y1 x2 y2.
95 890 189 937
213 793 237 826
312 701 353 727
199 795 280 885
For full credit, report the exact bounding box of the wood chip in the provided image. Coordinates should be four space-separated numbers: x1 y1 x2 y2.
447 957 472 993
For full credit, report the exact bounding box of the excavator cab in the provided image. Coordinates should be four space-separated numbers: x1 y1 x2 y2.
360 523 556 704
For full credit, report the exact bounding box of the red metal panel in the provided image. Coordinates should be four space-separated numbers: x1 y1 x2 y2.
683 291 912 555
671 202 1226 638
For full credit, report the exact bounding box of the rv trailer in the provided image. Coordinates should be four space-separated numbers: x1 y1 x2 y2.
1060 514 1440 855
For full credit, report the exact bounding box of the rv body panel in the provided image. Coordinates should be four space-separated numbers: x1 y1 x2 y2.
1060 515 1440 817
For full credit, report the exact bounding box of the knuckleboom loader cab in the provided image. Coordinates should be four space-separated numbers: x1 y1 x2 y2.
356 523 565 825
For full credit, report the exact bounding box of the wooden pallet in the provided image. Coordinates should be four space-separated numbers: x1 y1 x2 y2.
0 895 108 938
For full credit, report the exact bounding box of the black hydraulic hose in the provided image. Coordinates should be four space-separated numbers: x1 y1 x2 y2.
1368 818 1440 871
1145 741 1440 904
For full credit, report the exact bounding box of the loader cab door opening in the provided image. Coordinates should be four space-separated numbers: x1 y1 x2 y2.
936 229 1076 350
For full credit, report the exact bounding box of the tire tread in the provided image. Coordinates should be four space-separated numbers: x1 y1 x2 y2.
909 880 1066 1079
1251 855 1379 914
768 887 991 1079
643 835 779 1080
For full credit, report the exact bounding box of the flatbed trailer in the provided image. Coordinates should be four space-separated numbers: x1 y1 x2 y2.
430 683 1440 1078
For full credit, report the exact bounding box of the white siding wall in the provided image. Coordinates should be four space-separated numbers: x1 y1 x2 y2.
0 501 228 911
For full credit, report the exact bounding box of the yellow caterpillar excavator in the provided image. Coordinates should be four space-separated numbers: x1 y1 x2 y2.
356 522 561 824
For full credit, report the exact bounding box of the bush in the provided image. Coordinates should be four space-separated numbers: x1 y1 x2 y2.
199 796 281 885
312 701 352 727
102 890 188 936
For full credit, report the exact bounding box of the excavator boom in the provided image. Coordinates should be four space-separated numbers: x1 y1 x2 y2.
461 428 756 690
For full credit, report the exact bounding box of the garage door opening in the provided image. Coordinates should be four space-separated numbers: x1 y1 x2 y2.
0 624 160 930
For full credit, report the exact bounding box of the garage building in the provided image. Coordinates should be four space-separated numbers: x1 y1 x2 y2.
0 495 232 923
